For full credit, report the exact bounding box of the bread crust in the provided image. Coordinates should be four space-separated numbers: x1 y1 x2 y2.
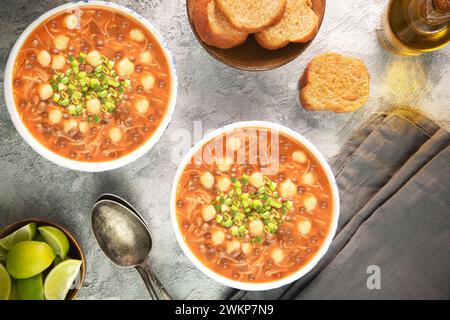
300 53 370 113
194 0 248 49
255 0 318 50
214 0 287 33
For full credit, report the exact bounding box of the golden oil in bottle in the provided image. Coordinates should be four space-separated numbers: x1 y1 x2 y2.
378 0 450 56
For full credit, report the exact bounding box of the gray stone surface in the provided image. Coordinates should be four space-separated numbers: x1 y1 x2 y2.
0 0 448 300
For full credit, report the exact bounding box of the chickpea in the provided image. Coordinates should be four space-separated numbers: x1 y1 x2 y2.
226 136 241 152
211 230 225 245
117 57 134 77
301 172 316 185
249 172 264 188
54 34 70 50
216 176 231 192
86 98 101 115
200 171 214 189
297 219 312 235
51 55 66 70
280 179 296 199
215 156 232 172
48 109 63 124
130 28 145 42
226 240 241 254
37 50 51 67
39 84 53 100
141 73 155 90
86 50 102 67
135 99 150 114
292 150 308 163
109 127 123 143
249 220 264 236
202 205 216 222
64 119 78 133
271 248 285 264
242 243 252 255
140 51 153 64
63 14 79 30
79 121 90 134
303 194 318 211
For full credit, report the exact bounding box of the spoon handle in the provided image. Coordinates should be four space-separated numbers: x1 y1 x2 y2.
137 260 172 300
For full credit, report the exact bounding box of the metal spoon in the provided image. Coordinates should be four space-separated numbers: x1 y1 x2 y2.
91 198 172 300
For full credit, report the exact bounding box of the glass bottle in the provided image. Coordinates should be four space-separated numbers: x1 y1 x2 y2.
378 0 450 56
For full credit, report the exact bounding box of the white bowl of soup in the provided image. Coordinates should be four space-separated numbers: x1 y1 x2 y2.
171 121 339 291
4 1 177 171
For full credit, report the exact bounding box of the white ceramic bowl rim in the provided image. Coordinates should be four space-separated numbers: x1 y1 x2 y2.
4 1 178 172
170 121 340 291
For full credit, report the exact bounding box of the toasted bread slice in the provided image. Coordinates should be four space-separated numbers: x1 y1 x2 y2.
300 53 370 113
193 0 248 49
255 0 318 50
214 0 287 33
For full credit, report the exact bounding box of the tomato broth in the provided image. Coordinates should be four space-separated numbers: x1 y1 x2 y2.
12 6 171 162
175 128 334 283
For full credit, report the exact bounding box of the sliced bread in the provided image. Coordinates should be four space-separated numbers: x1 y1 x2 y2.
214 0 287 33
255 0 318 50
193 0 248 49
300 53 370 113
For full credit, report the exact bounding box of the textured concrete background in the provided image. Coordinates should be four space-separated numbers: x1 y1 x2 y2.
0 0 449 300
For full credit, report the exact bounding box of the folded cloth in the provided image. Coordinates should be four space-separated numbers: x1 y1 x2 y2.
228 109 450 300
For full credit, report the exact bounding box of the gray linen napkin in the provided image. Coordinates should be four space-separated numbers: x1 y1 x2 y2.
229 109 450 300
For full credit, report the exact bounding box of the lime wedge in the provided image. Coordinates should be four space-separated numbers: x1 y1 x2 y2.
44 259 82 300
0 223 37 250
6 241 56 279
0 246 7 262
17 273 44 300
38 226 70 259
0 263 12 300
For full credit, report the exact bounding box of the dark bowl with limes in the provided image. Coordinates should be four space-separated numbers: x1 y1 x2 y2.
0 218 86 300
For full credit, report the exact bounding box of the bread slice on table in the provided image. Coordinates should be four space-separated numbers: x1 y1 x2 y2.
193 0 248 49
255 0 318 50
300 52 370 113
214 0 287 33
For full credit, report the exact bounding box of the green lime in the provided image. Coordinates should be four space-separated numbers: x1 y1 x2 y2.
0 223 37 250
0 246 7 262
6 241 56 279
44 259 82 300
38 226 70 259
0 263 12 300
17 273 44 300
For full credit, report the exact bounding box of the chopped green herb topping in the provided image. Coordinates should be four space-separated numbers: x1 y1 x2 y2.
50 53 130 116
212 174 293 240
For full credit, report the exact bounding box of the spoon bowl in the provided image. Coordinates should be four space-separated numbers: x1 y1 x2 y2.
92 197 171 299
92 200 151 267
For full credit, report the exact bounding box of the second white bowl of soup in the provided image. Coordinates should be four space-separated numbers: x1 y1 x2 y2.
4 1 177 171
171 121 339 291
